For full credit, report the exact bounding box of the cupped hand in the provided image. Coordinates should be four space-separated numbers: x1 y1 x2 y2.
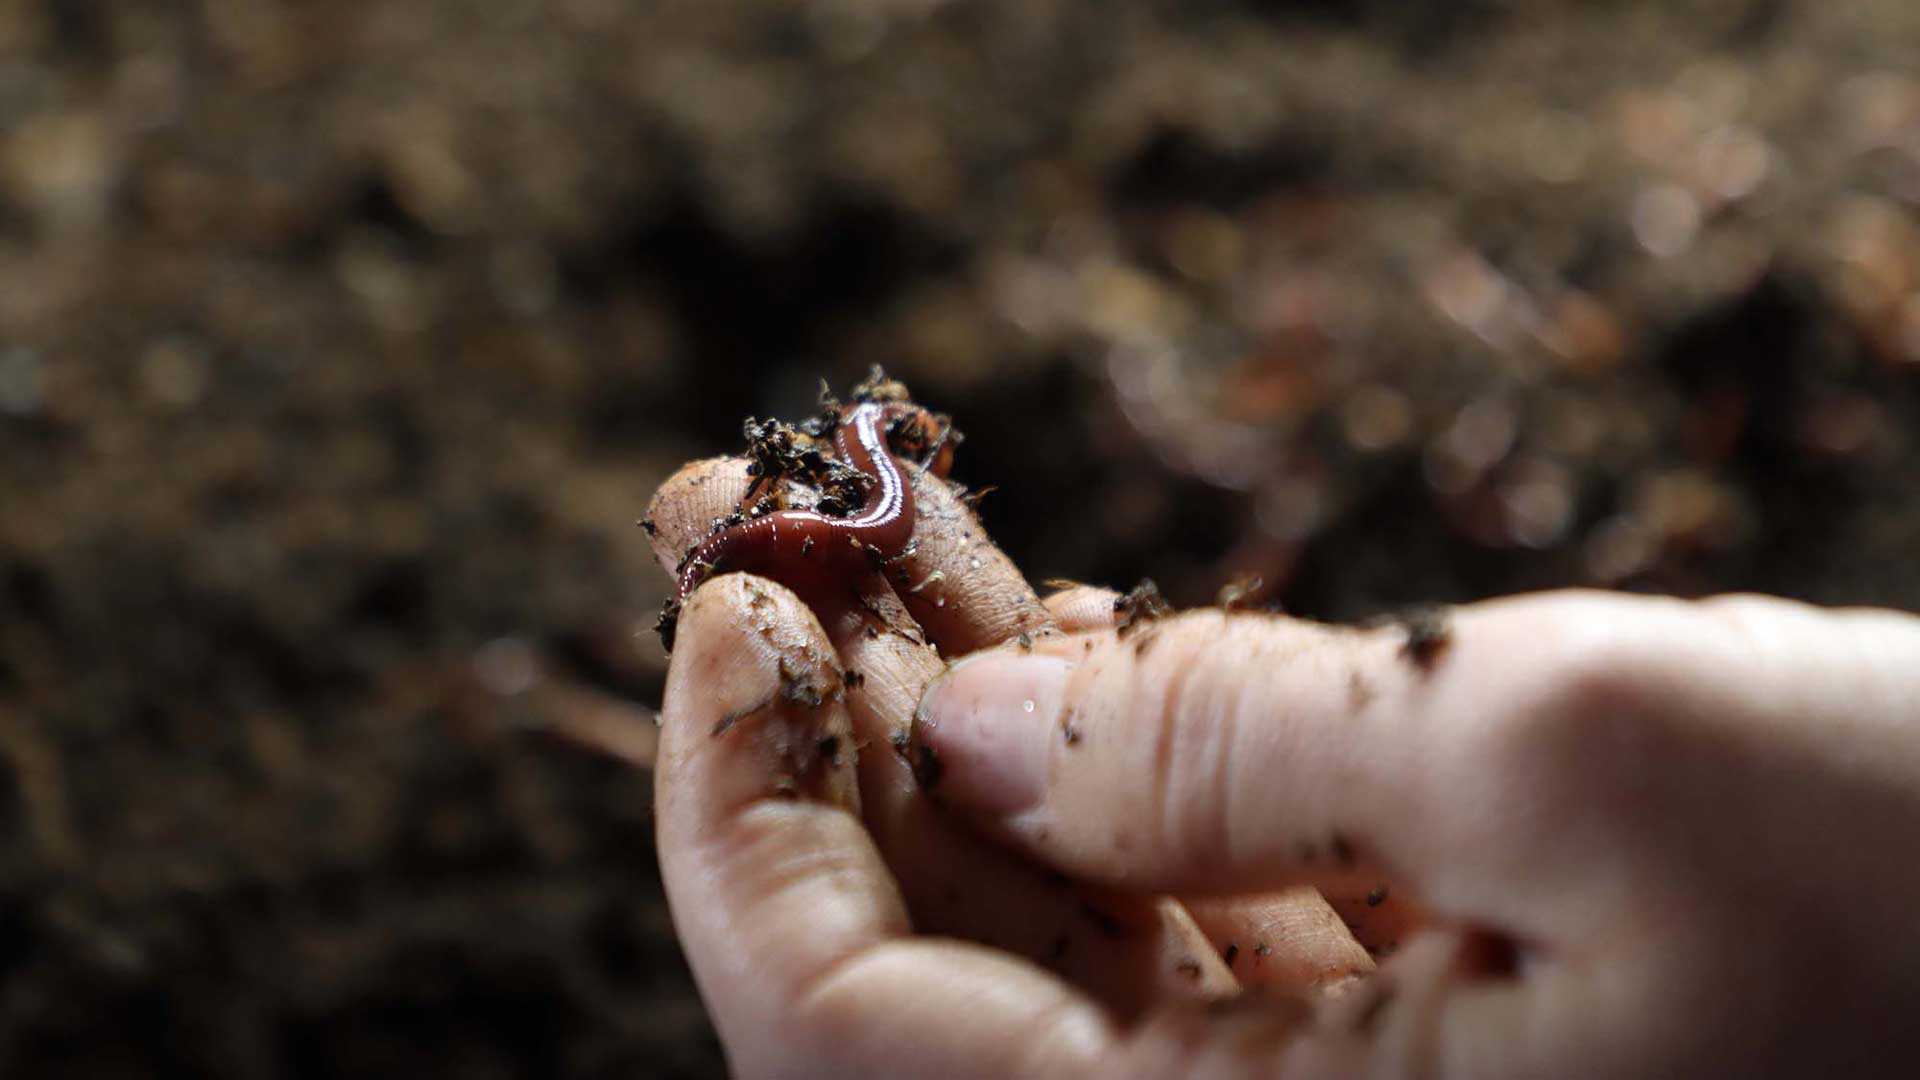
648 452 1920 1076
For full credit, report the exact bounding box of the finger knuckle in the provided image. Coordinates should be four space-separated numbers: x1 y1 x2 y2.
1117 612 1243 873
1466 596 1673 776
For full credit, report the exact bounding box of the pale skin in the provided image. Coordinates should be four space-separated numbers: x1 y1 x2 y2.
647 455 1920 1077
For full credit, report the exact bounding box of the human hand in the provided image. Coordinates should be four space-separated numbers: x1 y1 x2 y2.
912 589 1920 1076
646 419 1920 1076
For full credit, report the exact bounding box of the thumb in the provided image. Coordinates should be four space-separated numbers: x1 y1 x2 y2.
909 595 1644 902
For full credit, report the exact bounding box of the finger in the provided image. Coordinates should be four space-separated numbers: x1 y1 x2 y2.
645 457 935 660
658 574 1123 1077
1042 583 1403 988
1043 584 1124 633
1320 879 1429 959
648 459 1237 1015
1102 928 1549 1079
1110 926 1583 1079
882 468 1057 655
1181 891 1374 995
1297 927 1533 1078
1110 932 1537 1080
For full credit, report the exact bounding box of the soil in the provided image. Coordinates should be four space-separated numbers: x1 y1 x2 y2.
3 1 1918 1076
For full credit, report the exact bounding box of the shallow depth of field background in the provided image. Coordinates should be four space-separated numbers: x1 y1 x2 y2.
3 1 1919 1075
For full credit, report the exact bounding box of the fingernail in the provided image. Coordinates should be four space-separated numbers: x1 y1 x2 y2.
913 650 1071 816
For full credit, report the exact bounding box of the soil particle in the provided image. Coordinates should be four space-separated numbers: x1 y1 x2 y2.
1114 579 1173 638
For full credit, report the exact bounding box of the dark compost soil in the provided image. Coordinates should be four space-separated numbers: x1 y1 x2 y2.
2 1 1917 1075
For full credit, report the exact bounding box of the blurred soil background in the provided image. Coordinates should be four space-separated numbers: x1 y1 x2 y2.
3 0 1919 1075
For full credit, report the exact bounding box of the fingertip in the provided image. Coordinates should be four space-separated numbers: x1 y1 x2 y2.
644 456 754 573
658 573 920 1057
660 573 859 822
1042 585 1124 632
911 645 1067 817
1182 890 1377 995
886 473 1056 655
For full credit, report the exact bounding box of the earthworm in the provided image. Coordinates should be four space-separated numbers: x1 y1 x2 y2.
670 400 951 620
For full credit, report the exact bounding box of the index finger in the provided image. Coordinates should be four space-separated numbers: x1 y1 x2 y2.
879 468 1057 656
657 573 1117 1076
